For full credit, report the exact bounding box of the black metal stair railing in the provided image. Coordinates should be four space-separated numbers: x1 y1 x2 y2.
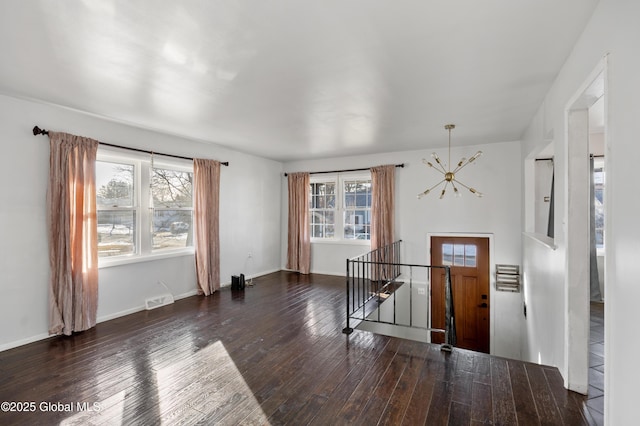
342 240 456 350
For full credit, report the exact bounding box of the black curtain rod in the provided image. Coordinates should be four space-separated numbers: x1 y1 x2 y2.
536 155 604 162
32 126 229 166
284 163 404 177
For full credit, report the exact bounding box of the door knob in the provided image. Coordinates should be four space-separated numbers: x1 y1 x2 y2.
478 302 488 308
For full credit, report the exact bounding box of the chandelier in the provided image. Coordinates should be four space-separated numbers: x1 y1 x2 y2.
418 124 483 199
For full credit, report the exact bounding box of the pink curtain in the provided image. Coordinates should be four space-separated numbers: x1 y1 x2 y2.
193 159 221 295
47 132 99 336
371 165 396 250
371 165 396 280
286 172 310 274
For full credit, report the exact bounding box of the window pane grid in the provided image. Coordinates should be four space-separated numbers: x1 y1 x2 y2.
310 182 336 239
97 158 194 260
98 210 136 257
97 161 135 208
152 167 193 208
343 179 371 240
442 243 477 267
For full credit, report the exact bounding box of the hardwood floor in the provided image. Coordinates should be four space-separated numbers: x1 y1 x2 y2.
587 301 605 425
0 271 596 425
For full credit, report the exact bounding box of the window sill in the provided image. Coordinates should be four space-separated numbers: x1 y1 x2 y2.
311 239 371 246
523 232 557 250
98 248 195 269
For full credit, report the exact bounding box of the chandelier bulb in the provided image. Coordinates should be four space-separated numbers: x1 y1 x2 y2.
422 158 435 168
417 189 430 199
453 187 462 198
469 151 483 162
469 188 483 197
439 188 446 199
457 158 466 168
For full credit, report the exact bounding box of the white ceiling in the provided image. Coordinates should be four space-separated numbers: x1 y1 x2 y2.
0 0 599 161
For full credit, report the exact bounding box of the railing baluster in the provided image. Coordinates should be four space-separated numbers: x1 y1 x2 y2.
343 258 353 334
409 265 413 328
442 266 455 351
362 255 367 321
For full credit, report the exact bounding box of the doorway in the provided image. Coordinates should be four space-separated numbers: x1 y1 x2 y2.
566 61 607 407
430 236 490 353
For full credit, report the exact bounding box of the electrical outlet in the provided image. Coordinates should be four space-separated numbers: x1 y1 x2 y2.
417 288 426 295
247 252 252 259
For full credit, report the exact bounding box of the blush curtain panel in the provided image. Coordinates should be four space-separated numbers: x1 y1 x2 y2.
286 172 311 274
47 132 99 336
193 159 221 296
371 164 396 250
371 164 396 281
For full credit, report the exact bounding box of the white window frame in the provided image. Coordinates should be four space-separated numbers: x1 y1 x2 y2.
309 177 338 240
97 148 194 268
309 172 371 245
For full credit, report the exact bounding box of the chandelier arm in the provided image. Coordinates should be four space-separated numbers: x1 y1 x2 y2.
424 178 446 192
439 181 450 199
422 159 446 175
453 159 472 174
453 179 473 190
454 179 483 196
433 159 448 174
454 151 483 174
418 178 446 197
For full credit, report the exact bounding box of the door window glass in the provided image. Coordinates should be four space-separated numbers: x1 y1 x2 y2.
442 243 477 267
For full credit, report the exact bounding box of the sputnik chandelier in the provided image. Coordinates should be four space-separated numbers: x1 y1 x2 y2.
418 124 483 199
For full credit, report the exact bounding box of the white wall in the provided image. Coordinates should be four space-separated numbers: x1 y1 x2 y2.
282 140 523 359
520 0 640 422
0 94 282 351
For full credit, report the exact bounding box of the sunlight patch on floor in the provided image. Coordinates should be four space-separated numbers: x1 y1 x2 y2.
59 341 269 425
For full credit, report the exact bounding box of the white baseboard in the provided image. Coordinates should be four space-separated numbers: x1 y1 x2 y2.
310 270 344 277
0 332 51 353
0 268 286 353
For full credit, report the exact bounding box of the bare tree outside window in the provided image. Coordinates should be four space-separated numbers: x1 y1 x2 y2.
152 168 193 250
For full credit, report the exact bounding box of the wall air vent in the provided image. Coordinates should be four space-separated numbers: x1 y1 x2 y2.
496 264 520 292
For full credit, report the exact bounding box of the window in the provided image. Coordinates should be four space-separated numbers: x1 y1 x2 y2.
442 243 477 267
97 150 193 262
309 174 371 242
151 167 193 250
309 182 336 239
533 157 554 237
97 161 136 257
343 179 371 240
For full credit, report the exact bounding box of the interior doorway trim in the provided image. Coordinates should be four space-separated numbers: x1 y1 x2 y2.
427 232 495 354
564 55 608 395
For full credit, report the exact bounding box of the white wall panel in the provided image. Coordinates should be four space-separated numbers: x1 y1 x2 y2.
0 94 282 351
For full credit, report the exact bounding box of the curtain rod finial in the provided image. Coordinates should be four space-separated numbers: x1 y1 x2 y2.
33 125 48 136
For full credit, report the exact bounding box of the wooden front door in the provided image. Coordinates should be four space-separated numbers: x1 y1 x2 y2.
431 236 490 353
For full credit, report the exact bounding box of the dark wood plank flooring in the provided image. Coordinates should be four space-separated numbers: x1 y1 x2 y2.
587 301 605 425
0 271 596 425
